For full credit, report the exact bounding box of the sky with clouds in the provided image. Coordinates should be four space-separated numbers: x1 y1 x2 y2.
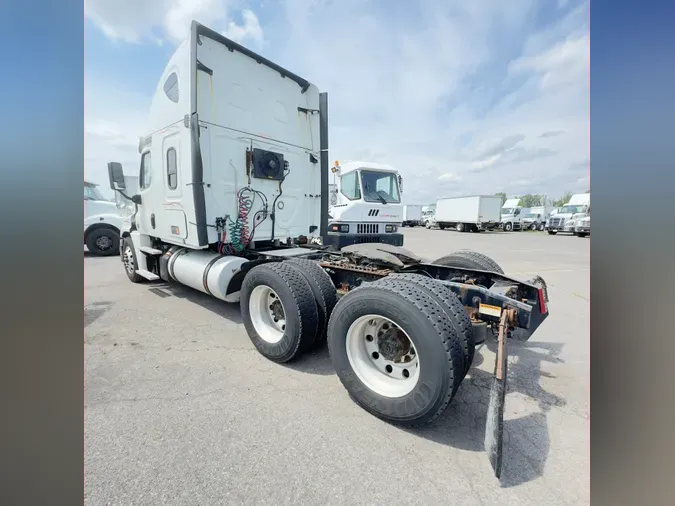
85 0 589 203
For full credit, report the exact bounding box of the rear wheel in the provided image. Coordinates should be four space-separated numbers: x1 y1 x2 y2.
530 223 537 231
439 224 446 230
548 230 557 235
432 250 504 274
286 258 338 346
577 232 588 238
327 279 464 426
241 263 319 363
538 223 546 231
86 228 120 256
382 274 475 377
456 223 464 232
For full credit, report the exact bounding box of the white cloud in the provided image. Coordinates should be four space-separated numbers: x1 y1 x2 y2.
85 0 168 44
85 0 589 202
437 173 462 182
85 79 150 192
85 0 263 46
509 34 589 91
223 9 264 44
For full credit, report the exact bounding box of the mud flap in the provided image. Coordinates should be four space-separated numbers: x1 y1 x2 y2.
484 309 514 478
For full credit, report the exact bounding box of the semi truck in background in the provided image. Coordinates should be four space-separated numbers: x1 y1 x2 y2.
547 193 590 235
422 205 436 228
84 180 125 256
326 161 403 247
433 195 502 232
401 205 423 227
114 175 139 217
499 197 523 231
520 206 554 231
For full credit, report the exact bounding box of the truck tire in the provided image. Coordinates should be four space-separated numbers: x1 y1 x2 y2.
530 223 537 231
327 279 465 426
456 223 464 232
380 274 475 377
439 223 446 230
548 230 557 235
425 221 431 229
241 262 319 363
538 223 546 231
121 237 144 283
503 222 513 232
432 250 505 274
577 232 588 238
86 227 120 256
286 258 338 346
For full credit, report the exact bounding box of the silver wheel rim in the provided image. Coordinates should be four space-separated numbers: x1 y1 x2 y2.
456 223 463 232
345 315 420 398
96 234 113 250
249 285 286 344
123 246 135 274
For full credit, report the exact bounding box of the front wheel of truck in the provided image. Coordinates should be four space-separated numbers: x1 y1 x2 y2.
121 238 144 283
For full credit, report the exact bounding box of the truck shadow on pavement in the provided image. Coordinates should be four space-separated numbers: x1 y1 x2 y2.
405 339 566 488
146 283 243 324
85 301 114 327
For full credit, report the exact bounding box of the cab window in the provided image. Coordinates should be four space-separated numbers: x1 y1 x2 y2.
340 171 361 200
140 152 152 190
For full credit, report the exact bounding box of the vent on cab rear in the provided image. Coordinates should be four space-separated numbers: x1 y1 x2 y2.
251 148 287 181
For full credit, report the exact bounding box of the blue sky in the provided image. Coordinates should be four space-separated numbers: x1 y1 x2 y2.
85 0 589 203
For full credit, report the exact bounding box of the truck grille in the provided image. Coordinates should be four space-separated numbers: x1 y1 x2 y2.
354 236 381 244
550 217 564 227
357 223 379 234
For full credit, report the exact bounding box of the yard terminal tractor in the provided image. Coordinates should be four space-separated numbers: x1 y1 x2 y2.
108 21 550 478
326 160 404 248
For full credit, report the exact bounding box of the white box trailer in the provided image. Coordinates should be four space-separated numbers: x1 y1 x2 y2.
434 195 502 232
401 205 423 227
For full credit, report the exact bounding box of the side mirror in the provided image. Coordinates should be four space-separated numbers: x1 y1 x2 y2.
398 175 403 193
107 162 126 191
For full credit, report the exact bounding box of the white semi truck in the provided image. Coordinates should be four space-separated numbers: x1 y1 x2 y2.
547 193 590 235
433 195 502 232
84 180 125 256
499 197 523 231
519 206 554 231
401 205 423 227
326 161 403 247
106 21 551 477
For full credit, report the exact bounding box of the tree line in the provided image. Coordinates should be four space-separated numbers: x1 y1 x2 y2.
493 190 589 208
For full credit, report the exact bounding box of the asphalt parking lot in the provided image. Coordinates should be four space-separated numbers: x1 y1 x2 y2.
85 228 589 505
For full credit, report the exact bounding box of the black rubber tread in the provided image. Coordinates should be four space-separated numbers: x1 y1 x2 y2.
327 278 465 427
286 258 338 345
380 274 475 377
121 238 144 283
432 249 504 274
86 228 120 256
240 262 319 363
547 230 557 235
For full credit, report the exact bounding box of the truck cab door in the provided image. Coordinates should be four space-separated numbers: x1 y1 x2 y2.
136 151 158 234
